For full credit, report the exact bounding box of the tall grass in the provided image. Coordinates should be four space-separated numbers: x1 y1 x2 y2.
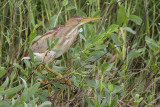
0 0 160 106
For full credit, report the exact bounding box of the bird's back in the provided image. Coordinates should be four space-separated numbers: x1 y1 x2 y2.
31 25 64 53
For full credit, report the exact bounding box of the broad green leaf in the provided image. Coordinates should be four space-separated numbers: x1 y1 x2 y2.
24 102 28 107
47 38 50 50
0 85 24 95
117 6 128 26
29 22 42 44
86 79 98 88
62 0 68 6
50 38 54 49
54 83 66 89
54 38 59 45
84 65 96 69
24 60 31 68
105 63 114 72
147 95 153 103
91 10 101 17
31 35 41 44
110 95 118 107
28 97 39 106
0 69 7 78
52 66 67 72
0 77 9 89
19 89 28 104
100 98 109 107
125 27 136 34
77 9 87 17
39 101 51 107
88 51 105 62
134 48 145 58
84 94 93 106
29 31 37 45
107 24 119 33
29 48 34 62
65 6 75 11
128 49 135 60
33 22 43 31
28 82 40 98
20 77 27 88
110 43 121 55
83 33 110 53
111 34 121 45
145 36 159 52
104 86 110 105
151 64 159 74
112 86 123 94
30 11 35 27
88 0 93 4
128 49 145 60
13 63 24 72
50 15 57 28
134 94 143 104
101 62 108 72
74 57 81 69
79 33 86 41
0 101 11 107
52 49 61 52
107 82 113 92
129 15 142 25
70 76 80 87
92 44 106 50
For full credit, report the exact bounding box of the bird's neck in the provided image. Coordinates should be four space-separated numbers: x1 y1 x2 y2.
65 23 83 38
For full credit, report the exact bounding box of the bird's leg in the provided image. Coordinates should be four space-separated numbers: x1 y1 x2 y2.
45 64 62 77
45 64 72 89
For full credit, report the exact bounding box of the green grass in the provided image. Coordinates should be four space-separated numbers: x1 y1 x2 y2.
0 0 160 106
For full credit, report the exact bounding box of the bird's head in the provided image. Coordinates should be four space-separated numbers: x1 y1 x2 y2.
65 16 101 27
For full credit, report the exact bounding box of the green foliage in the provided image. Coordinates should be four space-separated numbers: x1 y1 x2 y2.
29 48 34 62
117 5 128 26
47 38 59 50
0 0 160 106
133 94 143 105
129 15 142 25
0 67 7 78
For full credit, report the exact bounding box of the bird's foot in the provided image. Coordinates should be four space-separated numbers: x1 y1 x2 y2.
45 64 72 90
56 76 72 90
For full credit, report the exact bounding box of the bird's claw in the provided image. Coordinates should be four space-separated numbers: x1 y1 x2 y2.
56 76 72 90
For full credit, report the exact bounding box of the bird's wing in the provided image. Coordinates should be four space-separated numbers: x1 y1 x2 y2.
23 25 64 57
31 25 64 53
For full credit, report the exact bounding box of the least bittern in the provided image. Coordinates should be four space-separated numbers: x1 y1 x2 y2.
22 16 101 88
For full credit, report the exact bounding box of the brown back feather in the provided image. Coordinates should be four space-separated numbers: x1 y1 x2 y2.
23 25 64 56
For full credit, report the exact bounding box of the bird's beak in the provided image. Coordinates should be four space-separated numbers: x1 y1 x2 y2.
80 17 101 24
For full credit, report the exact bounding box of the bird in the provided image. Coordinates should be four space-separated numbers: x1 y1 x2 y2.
22 16 101 87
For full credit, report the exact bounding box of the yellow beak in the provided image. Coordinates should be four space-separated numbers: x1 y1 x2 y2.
81 17 101 23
